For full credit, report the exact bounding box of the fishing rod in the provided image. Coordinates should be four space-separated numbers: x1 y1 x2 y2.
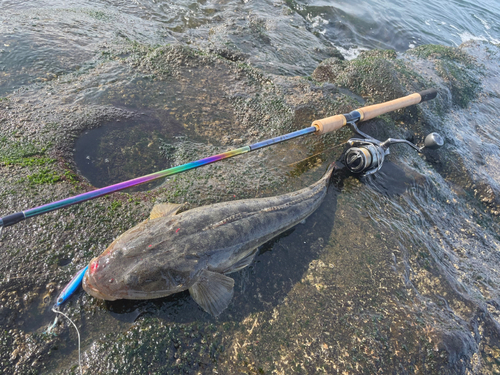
0 89 438 230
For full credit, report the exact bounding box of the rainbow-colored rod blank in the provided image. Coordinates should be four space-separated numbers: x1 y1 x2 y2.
0 126 317 228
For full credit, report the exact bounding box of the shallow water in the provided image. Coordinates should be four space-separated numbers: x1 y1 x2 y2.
74 115 175 191
1 0 498 96
1 0 500 374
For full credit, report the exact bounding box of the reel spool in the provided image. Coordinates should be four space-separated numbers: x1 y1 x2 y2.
344 143 385 175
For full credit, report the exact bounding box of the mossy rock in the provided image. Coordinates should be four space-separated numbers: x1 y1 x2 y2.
312 51 406 103
311 57 345 83
408 45 482 108
336 56 405 102
358 49 397 60
130 44 201 78
408 44 474 66
435 59 481 108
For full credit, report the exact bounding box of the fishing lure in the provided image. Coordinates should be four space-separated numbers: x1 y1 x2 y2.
54 265 89 307
45 265 88 375
46 265 88 333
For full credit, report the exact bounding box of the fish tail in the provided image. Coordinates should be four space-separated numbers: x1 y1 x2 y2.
322 161 349 192
323 161 339 183
325 161 352 191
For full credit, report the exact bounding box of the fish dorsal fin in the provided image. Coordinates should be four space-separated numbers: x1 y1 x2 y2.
149 202 183 220
189 270 234 317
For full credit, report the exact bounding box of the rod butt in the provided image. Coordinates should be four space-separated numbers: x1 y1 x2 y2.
418 89 438 102
0 212 25 227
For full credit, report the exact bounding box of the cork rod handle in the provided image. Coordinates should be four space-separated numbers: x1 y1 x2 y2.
312 89 437 134
356 93 421 121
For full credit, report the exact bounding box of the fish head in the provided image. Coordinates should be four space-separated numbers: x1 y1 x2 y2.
82 218 198 301
82 244 135 301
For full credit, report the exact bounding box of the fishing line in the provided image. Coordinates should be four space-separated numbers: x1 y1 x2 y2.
50 306 83 375
44 266 88 372
286 142 347 168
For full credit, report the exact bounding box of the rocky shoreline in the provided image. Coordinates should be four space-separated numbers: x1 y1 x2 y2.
1 40 500 374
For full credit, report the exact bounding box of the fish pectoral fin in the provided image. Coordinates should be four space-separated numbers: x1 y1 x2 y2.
149 202 184 220
189 270 234 317
224 248 258 274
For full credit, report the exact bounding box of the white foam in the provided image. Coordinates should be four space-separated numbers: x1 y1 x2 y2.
330 42 368 60
459 31 500 45
486 31 500 44
308 14 329 28
459 31 482 42
473 14 491 30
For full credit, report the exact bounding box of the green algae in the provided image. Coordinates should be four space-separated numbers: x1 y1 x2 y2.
313 43 483 112
81 9 111 21
358 49 397 60
0 140 54 167
408 44 474 65
435 59 481 108
26 169 62 185
312 50 407 103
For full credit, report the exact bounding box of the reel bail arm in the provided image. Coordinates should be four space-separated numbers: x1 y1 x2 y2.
379 138 423 153
343 120 444 176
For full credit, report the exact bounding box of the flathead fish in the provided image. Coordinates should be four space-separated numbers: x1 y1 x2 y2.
83 163 336 316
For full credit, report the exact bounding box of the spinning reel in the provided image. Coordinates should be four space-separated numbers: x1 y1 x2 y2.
343 122 443 176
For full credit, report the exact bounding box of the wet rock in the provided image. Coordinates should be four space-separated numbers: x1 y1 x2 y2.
208 48 249 62
474 181 500 216
2 38 500 375
311 56 345 84
437 330 478 369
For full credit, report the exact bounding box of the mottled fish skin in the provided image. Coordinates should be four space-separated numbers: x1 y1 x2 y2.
83 162 336 316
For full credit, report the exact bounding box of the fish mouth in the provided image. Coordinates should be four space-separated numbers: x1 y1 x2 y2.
82 270 118 301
